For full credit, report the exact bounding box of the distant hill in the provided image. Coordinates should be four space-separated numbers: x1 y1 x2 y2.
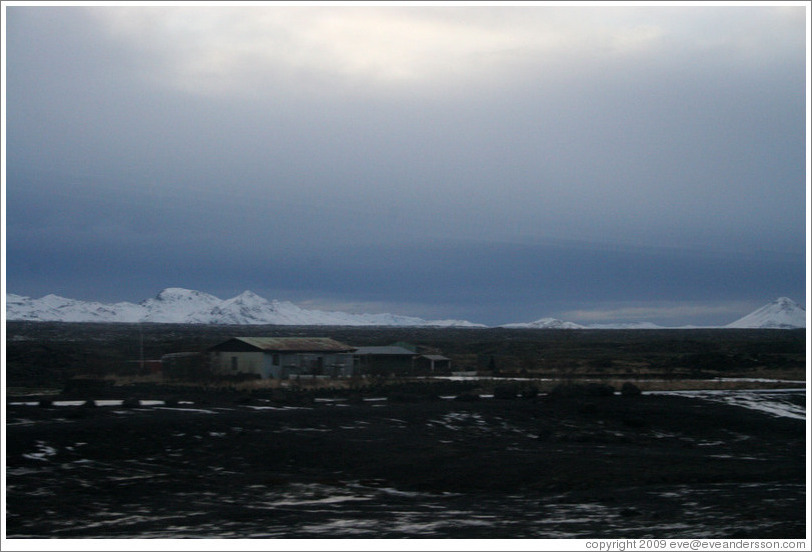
586 322 668 330
501 297 806 329
724 297 806 329
500 317 586 329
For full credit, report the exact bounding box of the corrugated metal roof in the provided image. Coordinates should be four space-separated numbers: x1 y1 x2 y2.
353 346 417 356
230 337 353 352
420 354 449 361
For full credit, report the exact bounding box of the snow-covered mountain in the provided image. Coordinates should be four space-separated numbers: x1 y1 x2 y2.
500 298 807 329
586 322 667 330
724 297 806 329
7 290 805 329
5 288 485 327
5 293 144 323
501 317 586 330
140 288 223 323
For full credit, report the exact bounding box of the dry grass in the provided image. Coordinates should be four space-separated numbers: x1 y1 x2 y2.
223 376 806 393
5 387 65 398
11 371 805 397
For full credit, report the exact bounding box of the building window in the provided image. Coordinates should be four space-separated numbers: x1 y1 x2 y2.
273 354 280 366
231 356 238 371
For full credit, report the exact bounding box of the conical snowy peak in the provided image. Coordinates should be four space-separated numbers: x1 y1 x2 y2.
773 297 802 311
725 298 806 329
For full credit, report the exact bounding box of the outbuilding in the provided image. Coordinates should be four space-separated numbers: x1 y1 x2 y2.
208 337 356 379
415 354 452 375
353 346 418 376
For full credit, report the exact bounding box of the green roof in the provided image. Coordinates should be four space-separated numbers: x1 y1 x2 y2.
353 346 417 356
213 337 353 352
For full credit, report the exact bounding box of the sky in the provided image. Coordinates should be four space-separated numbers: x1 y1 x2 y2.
2 2 809 327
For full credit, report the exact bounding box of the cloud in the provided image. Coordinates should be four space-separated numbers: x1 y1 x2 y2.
87 6 524 97
5 5 807 325
560 301 759 325
82 6 805 100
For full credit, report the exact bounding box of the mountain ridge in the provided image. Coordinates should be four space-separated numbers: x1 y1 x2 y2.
5 288 485 327
500 317 586 330
5 290 806 329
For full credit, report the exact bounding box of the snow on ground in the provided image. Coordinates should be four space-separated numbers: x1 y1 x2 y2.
646 389 805 420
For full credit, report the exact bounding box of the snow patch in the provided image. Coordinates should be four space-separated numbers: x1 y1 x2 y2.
648 389 805 420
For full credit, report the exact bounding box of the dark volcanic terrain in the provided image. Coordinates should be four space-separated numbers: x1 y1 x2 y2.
5 390 806 538
5 323 807 538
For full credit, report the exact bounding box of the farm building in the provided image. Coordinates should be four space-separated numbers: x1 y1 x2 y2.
209 337 355 379
353 346 451 376
415 354 451 375
353 346 417 376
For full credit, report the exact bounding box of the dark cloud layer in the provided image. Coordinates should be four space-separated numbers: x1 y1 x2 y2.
4 5 807 325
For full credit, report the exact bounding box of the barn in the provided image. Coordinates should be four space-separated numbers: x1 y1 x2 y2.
208 337 356 379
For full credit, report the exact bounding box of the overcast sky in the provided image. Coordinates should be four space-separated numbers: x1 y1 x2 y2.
3 2 808 326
